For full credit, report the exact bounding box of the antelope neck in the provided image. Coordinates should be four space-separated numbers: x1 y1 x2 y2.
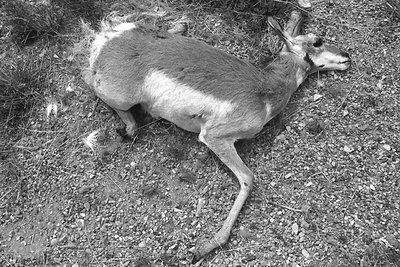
260 54 310 122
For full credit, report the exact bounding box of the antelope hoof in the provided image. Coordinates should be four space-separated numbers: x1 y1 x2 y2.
126 125 138 137
116 125 137 140
189 237 222 261
189 246 208 262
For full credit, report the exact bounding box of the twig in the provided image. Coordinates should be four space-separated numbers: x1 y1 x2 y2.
107 174 126 197
0 186 17 202
0 254 11 265
13 139 52 151
137 118 163 130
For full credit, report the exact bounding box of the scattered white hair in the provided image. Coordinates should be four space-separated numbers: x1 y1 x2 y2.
83 130 100 152
45 102 58 119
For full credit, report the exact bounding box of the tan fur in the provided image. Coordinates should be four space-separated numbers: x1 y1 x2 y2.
86 15 351 259
141 70 236 132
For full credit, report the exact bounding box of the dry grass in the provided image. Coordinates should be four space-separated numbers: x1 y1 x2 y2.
386 0 400 17
1 0 65 45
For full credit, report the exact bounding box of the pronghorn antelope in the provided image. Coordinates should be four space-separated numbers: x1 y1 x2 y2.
85 12 350 259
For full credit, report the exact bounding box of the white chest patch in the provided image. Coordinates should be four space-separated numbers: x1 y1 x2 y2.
90 23 137 68
296 68 306 87
142 70 236 132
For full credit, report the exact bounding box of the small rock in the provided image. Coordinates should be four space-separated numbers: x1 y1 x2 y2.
292 223 299 235
243 254 256 262
302 248 311 259
196 198 205 217
66 84 75 92
383 144 391 151
305 181 313 187
313 94 323 101
78 186 91 194
275 134 286 141
141 184 158 196
72 263 79 267
196 152 209 161
298 0 312 8
130 161 137 168
50 238 59 246
300 218 309 228
326 236 339 246
285 173 293 179
178 169 196 183
369 184 376 190
343 145 354 153
306 119 324 135
76 219 85 229
301 204 311 213
138 240 146 248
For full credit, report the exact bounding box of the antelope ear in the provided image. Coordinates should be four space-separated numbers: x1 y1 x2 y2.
267 17 293 48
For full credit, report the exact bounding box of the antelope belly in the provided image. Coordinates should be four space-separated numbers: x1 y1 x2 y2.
141 69 235 133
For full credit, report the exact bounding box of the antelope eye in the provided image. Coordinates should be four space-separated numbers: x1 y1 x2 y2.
313 38 323 47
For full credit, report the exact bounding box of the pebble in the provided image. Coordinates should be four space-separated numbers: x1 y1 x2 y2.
383 144 391 151
302 248 310 259
343 145 354 153
130 161 137 168
138 240 146 248
50 238 58 246
313 94 323 101
292 223 299 235
76 219 85 229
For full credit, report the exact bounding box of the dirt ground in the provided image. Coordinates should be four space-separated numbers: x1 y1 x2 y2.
1 0 399 266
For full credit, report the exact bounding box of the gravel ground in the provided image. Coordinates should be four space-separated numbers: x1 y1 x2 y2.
1 0 399 266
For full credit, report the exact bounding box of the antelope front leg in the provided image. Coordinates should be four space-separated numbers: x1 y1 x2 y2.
192 134 254 259
114 109 138 137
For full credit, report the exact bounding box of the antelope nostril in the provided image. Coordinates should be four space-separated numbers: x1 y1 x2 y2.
342 52 350 58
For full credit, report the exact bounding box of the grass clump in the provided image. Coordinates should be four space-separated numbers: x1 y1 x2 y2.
0 55 49 132
51 0 108 29
1 0 66 46
1 0 110 46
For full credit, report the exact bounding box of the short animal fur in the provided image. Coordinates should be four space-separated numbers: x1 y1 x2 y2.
85 15 350 259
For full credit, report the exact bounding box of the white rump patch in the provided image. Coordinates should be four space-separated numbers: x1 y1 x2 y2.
142 70 236 132
89 23 137 68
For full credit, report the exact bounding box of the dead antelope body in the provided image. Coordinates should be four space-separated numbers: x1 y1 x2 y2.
85 13 350 259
